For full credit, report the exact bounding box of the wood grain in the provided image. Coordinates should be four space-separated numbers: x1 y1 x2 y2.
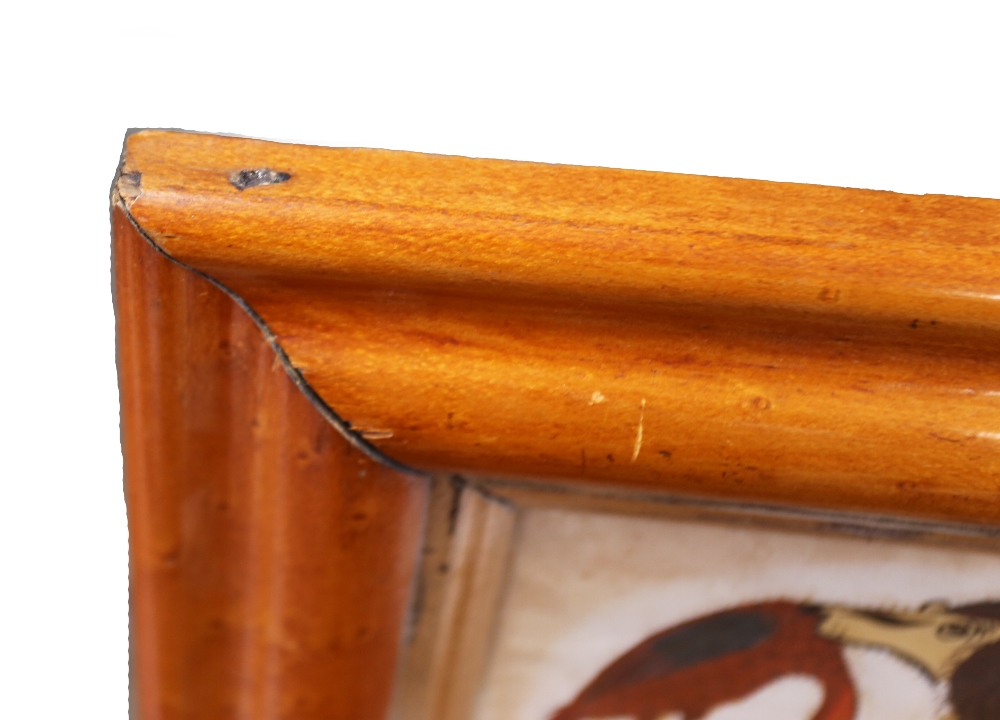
113 205 429 720
117 129 1000 525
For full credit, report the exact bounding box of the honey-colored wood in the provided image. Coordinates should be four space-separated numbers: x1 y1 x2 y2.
112 206 429 720
116 130 1000 526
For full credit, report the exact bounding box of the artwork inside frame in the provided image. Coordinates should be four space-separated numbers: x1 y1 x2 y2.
401 479 1000 720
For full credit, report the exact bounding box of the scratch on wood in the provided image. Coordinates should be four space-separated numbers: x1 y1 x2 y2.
632 398 646 462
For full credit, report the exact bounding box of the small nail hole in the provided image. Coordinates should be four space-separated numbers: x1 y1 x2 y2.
229 168 291 190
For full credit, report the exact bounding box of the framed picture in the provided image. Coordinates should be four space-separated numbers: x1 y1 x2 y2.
112 130 1000 720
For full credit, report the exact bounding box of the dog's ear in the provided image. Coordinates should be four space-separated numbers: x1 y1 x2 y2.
953 602 1000 623
950 641 1000 720
931 601 1000 720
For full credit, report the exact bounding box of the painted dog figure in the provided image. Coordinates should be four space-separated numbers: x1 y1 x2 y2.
551 600 1000 720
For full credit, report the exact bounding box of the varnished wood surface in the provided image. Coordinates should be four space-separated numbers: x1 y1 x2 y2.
118 130 1000 524
113 206 428 720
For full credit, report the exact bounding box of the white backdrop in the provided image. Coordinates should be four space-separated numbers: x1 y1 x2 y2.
1 2 998 717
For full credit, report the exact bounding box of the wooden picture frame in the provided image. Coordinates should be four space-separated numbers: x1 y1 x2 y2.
112 130 1000 720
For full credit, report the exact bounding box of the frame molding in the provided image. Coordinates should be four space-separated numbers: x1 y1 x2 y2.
114 206 428 720
112 129 1000 719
